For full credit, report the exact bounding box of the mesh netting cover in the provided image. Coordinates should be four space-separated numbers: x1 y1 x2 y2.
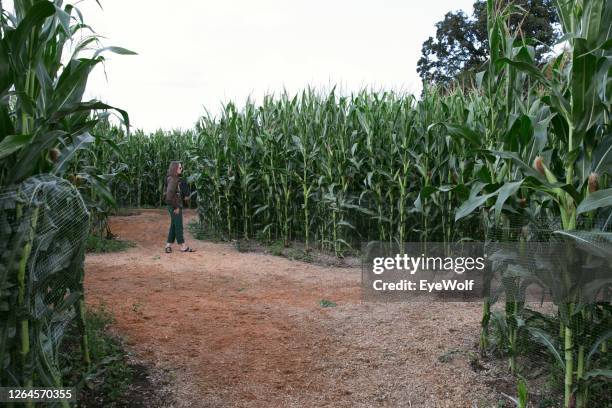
481 213 611 405
0 175 90 388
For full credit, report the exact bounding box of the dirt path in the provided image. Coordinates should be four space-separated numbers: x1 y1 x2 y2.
85 209 496 407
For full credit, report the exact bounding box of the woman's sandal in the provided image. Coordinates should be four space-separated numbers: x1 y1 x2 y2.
180 247 195 252
165 246 172 253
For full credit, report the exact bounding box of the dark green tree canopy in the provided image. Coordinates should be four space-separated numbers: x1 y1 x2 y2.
417 0 559 85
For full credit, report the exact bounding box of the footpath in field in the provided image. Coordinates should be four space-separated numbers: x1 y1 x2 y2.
85 209 497 407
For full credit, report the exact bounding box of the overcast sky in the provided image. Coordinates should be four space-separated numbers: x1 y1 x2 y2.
80 0 475 132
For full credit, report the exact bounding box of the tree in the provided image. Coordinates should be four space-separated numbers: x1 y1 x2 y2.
417 0 559 85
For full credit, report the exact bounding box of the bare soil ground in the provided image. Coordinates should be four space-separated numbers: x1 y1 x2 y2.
85 209 500 407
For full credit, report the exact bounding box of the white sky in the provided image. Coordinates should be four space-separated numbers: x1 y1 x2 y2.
80 0 474 132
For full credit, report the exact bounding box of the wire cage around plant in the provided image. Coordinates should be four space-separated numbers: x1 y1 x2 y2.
0 175 91 396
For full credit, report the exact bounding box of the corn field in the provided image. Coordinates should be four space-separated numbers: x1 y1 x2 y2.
0 0 610 407
90 124 199 209
170 1 612 406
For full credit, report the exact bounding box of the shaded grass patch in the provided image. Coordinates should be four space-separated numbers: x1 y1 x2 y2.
60 305 174 407
86 235 135 253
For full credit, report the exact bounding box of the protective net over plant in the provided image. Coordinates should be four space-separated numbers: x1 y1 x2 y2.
0 175 90 388
481 214 611 406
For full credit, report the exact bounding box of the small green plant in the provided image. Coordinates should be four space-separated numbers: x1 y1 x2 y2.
319 299 337 308
437 348 463 363
132 302 144 316
269 240 284 256
284 248 313 263
188 219 223 241
502 378 529 408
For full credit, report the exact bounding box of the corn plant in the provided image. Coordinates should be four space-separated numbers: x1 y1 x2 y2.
455 1 611 406
0 0 132 395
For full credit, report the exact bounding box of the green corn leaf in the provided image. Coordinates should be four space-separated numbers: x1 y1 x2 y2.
592 134 612 175
435 123 482 147
496 58 551 86
11 1 55 61
576 188 612 214
52 132 95 174
586 329 612 365
494 180 523 220
581 369 612 381
527 327 564 369
0 134 33 159
488 150 546 182
455 191 495 221
93 46 138 59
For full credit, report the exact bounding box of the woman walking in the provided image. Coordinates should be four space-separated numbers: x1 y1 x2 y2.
164 161 195 253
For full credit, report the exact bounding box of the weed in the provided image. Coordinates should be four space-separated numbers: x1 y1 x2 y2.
319 299 337 308
86 235 135 253
132 302 144 316
188 219 224 241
